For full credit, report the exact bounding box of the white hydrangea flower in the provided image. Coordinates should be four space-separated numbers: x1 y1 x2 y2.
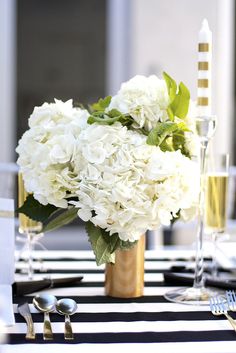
16 99 89 208
69 123 199 242
108 75 170 131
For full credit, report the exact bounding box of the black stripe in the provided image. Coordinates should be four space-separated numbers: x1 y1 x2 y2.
8 330 236 344
14 311 226 323
15 269 105 274
12 294 179 305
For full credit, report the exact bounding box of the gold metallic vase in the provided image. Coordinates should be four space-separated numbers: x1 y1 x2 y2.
105 235 145 298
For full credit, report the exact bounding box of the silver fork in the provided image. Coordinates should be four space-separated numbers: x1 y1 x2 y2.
226 290 236 311
209 296 236 331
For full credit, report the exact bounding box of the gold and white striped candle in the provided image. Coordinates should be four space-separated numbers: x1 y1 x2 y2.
197 19 212 116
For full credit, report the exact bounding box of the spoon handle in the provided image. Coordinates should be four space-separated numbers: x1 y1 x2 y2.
43 312 53 340
64 314 74 340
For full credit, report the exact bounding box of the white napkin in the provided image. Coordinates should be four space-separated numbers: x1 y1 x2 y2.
0 285 14 326
0 198 15 326
0 198 15 284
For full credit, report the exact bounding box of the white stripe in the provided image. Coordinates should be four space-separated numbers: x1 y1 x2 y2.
14 302 211 313
21 272 163 283
28 285 197 297
20 248 213 260
19 284 179 297
7 319 230 334
197 88 210 97
15 260 207 272
198 70 211 79
198 52 212 61
3 342 236 353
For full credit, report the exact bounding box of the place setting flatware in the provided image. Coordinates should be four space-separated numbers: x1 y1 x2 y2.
209 290 236 332
18 293 78 341
56 298 77 340
17 302 36 340
33 294 57 340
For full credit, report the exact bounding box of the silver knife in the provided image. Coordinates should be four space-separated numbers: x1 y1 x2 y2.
17 302 36 340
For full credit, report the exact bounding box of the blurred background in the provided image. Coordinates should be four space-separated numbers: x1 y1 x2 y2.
0 0 235 250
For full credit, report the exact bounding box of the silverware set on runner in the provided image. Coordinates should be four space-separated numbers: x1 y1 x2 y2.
18 293 77 340
210 290 236 331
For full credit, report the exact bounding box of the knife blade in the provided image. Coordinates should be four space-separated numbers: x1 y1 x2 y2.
17 302 36 340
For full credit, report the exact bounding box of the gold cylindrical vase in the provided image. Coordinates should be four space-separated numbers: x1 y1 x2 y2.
105 235 145 298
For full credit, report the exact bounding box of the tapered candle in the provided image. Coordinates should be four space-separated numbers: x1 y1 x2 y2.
197 19 212 116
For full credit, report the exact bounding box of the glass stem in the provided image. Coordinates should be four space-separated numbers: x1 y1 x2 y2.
193 141 208 289
211 232 218 278
27 232 34 280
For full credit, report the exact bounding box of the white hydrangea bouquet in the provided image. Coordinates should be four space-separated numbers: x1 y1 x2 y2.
16 72 199 265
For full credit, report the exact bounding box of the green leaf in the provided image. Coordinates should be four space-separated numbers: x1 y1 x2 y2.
177 121 191 132
167 107 174 121
85 222 117 265
109 109 122 118
163 72 190 120
88 108 133 128
159 138 175 152
85 222 139 264
17 194 58 223
146 122 178 146
170 82 190 119
42 207 78 233
88 114 120 125
92 96 112 112
163 71 177 103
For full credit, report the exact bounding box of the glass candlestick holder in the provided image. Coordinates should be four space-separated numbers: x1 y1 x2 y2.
165 115 220 305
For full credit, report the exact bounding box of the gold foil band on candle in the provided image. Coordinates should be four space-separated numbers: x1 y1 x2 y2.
197 97 209 106
0 210 14 218
198 79 209 88
198 61 209 70
198 43 209 52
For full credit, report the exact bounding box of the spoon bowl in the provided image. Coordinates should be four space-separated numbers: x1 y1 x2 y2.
56 298 77 316
33 294 57 313
56 298 77 340
33 293 57 340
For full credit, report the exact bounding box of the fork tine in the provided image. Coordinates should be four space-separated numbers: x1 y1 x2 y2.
226 291 232 309
210 296 218 313
209 297 214 312
226 290 235 310
216 296 223 313
232 291 236 303
221 299 227 313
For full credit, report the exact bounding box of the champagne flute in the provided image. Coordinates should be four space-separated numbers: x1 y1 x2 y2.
18 173 42 279
205 154 229 277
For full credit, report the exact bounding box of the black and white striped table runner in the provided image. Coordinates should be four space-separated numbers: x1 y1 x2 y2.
4 249 236 353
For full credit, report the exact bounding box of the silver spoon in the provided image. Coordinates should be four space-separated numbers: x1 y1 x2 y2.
56 298 77 340
33 293 57 340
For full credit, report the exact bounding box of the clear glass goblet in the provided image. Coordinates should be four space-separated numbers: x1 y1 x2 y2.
18 173 43 280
